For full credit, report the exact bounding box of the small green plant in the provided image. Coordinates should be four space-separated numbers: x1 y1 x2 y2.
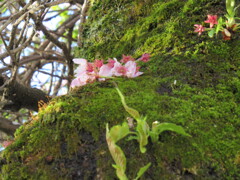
106 123 151 180
194 0 240 40
106 84 191 180
106 123 129 180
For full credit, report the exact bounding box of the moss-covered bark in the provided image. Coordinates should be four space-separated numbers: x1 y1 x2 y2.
1 0 240 179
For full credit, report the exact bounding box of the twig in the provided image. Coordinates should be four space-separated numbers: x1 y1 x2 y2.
45 0 72 7
0 1 32 33
47 62 54 95
78 0 90 47
0 29 35 60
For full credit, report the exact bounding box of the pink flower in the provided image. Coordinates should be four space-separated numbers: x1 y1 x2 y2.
194 24 205 35
139 53 150 62
107 59 116 68
73 58 88 76
98 64 114 80
93 59 104 69
112 60 143 78
117 66 128 75
98 59 117 80
86 63 94 72
71 71 95 87
73 58 87 65
124 61 143 78
70 54 148 88
112 61 127 76
71 58 96 87
120 55 135 63
70 77 87 87
204 15 218 28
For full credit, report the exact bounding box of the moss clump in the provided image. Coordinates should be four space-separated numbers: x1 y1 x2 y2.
1 0 240 179
1 76 240 179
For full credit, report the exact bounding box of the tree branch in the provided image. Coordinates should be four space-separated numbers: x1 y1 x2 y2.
0 75 50 112
0 29 35 60
0 117 20 136
78 0 90 47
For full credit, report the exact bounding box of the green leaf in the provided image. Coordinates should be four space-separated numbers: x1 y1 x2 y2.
106 124 129 180
1 7 7 13
108 122 130 143
216 17 223 34
208 28 215 38
126 135 138 141
226 0 235 17
115 87 141 121
136 119 149 153
134 163 151 180
150 122 191 142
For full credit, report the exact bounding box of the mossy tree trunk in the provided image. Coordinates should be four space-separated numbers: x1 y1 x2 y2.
1 0 240 179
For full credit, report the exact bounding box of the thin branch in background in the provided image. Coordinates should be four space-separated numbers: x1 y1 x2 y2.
9 24 18 49
0 34 15 62
0 29 36 60
0 1 32 32
21 65 67 80
44 6 71 22
47 62 54 95
78 0 90 47
16 20 30 47
0 0 87 135
0 0 8 8
53 65 67 96
45 0 72 7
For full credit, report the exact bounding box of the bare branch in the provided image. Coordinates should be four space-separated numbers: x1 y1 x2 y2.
0 0 88 135
45 0 84 7
0 30 36 60
78 0 90 47
45 0 71 7
53 65 67 96
0 1 32 32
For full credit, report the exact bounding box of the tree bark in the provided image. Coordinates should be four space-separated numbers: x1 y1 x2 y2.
0 75 49 112
0 117 20 136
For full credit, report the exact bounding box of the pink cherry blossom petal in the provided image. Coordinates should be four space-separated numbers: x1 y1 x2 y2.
120 54 135 63
107 59 116 68
99 64 113 77
139 53 150 62
94 59 104 68
125 61 143 78
73 58 88 65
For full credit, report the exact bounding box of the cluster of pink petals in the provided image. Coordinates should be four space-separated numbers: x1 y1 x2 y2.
194 24 205 35
204 15 218 28
194 15 218 35
71 54 150 88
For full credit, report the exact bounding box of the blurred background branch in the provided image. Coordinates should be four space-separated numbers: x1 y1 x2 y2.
0 0 88 142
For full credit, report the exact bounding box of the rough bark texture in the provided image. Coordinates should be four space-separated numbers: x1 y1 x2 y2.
0 75 49 112
1 0 240 179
